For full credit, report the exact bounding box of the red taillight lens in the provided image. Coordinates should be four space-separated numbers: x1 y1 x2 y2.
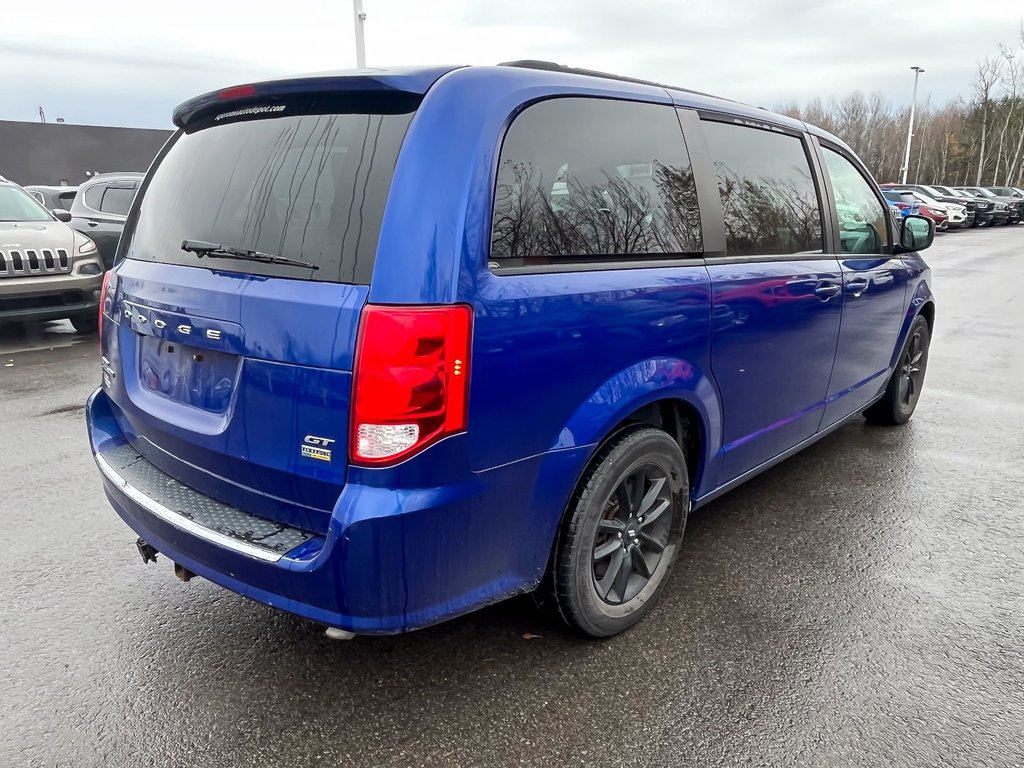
218 84 257 100
98 270 112 345
351 304 472 466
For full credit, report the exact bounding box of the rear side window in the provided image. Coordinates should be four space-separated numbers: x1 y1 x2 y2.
125 111 414 284
83 185 104 210
100 186 135 216
490 98 702 266
702 121 822 257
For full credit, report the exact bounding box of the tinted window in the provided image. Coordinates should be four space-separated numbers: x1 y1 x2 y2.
702 121 822 256
491 98 701 265
58 192 76 210
83 184 104 210
125 111 414 284
822 147 890 255
100 186 135 216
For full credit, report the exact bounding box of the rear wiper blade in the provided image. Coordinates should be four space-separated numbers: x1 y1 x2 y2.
180 239 319 271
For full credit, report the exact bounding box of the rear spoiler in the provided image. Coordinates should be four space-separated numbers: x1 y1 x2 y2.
172 66 462 129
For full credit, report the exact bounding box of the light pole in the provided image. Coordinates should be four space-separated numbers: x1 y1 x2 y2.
900 66 925 184
353 0 367 68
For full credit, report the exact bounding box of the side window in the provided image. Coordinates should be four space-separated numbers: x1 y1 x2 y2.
100 186 135 216
490 98 702 266
822 148 890 255
702 121 823 257
31 191 45 205
83 184 105 211
58 192 76 210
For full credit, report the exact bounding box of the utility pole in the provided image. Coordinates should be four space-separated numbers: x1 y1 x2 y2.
353 0 367 68
900 66 925 185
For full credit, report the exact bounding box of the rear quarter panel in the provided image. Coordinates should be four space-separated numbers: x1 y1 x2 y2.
369 67 723 494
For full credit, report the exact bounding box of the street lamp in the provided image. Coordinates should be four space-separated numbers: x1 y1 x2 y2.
900 66 925 184
353 0 367 68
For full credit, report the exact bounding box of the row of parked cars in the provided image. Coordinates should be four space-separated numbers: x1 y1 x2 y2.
0 172 141 331
880 183 1024 231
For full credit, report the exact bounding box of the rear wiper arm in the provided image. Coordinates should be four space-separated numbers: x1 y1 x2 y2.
180 239 319 271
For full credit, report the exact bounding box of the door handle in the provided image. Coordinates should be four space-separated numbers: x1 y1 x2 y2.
814 283 841 300
846 278 869 297
87 221 98 227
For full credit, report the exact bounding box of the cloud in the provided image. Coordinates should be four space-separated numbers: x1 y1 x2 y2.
2 0 1020 128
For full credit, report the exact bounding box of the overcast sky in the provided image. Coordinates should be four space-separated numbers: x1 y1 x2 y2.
3 1 1020 129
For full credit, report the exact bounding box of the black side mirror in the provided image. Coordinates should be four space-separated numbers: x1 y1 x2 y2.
898 214 934 253
53 209 72 222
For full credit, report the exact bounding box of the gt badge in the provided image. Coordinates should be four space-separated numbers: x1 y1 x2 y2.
301 434 335 462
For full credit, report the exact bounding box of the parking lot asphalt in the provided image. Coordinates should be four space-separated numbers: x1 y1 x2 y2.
2 227 1023 768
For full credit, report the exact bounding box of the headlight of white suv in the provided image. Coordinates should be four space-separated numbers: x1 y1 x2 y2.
74 233 98 255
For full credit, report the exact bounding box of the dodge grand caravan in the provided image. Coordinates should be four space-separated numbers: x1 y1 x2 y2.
87 62 935 638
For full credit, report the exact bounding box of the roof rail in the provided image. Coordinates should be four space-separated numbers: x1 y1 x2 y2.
497 59 719 100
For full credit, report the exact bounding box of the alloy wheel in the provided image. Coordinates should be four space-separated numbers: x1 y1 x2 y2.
591 463 673 605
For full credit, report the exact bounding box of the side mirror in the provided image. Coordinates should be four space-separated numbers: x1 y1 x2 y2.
53 209 72 222
898 214 934 252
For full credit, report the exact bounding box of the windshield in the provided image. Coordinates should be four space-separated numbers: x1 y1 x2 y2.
125 109 414 284
972 188 997 198
918 185 944 197
0 185 52 222
914 192 943 207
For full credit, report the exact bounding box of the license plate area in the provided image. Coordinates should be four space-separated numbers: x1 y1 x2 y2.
138 335 239 414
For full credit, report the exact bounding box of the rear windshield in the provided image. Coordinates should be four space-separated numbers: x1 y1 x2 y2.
124 110 414 284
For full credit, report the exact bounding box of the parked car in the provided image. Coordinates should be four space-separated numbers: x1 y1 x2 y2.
931 185 1004 225
880 189 920 218
898 184 977 227
68 173 143 269
881 189 947 230
882 186 970 228
984 186 1024 199
86 62 936 639
24 185 78 212
0 180 102 331
956 186 1021 224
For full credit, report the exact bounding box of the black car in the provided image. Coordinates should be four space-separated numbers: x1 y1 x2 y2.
957 186 1022 224
24 185 78 213
68 173 143 268
930 185 1004 226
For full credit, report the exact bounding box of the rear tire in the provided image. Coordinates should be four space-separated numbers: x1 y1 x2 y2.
70 312 98 334
864 314 930 426
547 427 689 638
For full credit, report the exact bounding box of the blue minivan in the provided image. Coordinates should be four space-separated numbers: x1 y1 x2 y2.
87 62 935 638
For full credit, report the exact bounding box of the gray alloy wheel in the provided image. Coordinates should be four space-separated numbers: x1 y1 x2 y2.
549 427 688 637
864 314 930 426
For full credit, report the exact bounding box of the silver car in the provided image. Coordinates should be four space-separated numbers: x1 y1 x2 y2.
0 180 103 332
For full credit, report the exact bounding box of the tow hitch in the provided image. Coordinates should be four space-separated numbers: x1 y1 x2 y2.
136 538 158 564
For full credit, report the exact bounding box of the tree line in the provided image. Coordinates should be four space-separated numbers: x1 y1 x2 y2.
777 26 1024 187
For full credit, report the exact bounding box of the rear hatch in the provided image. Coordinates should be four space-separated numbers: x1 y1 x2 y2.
101 74 438 534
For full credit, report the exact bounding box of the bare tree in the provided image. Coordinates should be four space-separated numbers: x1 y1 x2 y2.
973 57 1002 185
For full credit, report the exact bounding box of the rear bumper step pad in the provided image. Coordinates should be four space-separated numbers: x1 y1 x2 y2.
96 442 314 562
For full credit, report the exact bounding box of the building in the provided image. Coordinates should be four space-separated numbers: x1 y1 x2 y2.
0 120 172 186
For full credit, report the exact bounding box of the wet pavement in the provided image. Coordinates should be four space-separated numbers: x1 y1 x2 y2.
2 228 1022 768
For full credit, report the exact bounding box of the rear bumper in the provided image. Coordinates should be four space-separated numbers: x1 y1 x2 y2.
0 270 103 322
87 388 588 634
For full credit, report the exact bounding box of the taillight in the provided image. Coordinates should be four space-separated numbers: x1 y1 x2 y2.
218 84 257 100
351 304 472 466
98 270 112 345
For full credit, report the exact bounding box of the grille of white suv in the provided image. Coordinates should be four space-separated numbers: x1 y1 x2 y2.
0 248 71 278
